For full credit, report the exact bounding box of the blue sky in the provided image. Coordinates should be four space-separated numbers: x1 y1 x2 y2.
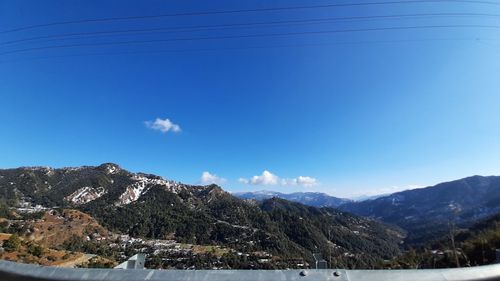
1 0 500 197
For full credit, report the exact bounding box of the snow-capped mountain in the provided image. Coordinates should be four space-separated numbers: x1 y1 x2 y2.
0 163 204 207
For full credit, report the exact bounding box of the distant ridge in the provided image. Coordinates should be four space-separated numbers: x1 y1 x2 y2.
234 190 352 208
339 175 500 244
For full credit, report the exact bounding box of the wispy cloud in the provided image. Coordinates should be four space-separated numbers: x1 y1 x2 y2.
239 171 318 187
200 171 226 185
238 178 250 184
145 118 181 133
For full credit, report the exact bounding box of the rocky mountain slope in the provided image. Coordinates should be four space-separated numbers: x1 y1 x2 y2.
0 163 404 268
339 175 500 244
234 191 352 208
0 208 115 268
29 209 109 248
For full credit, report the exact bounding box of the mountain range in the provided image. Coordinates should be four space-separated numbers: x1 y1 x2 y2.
339 175 500 244
235 176 500 245
234 191 352 208
0 163 404 268
1 163 499 267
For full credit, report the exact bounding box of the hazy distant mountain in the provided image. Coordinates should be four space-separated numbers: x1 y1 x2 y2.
339 175 500 244
235 190 352 208
349 194 389 202
0 164 404 268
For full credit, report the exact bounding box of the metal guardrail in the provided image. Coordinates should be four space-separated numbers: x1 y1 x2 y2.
1 260 500 281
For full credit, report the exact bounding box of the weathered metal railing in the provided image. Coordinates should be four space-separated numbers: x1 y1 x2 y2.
1 260 500 281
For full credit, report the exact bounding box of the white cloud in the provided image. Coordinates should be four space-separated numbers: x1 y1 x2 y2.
296 176 318 187
238 178 249 184
200 171 226 185
280 176 318 187
145 118 181 133
240 171 318 187
250 170 279 185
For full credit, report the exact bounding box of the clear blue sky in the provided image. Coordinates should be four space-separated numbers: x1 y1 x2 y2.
1 0 500 197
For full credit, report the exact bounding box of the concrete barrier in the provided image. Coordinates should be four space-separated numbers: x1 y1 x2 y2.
1 259 500 281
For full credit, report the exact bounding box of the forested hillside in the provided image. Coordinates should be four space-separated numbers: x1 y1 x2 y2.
340 176 500 244
0 164 404 268
387 213 500 269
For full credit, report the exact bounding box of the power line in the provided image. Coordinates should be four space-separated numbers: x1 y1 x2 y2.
2 0 500 34
2 12 500 46
3 37 499 64
1 24 499 56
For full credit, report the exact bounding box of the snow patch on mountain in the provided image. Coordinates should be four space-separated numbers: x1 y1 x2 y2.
99 163 121 175
115 174 185 205
65 186 106 205
106 165 119 174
